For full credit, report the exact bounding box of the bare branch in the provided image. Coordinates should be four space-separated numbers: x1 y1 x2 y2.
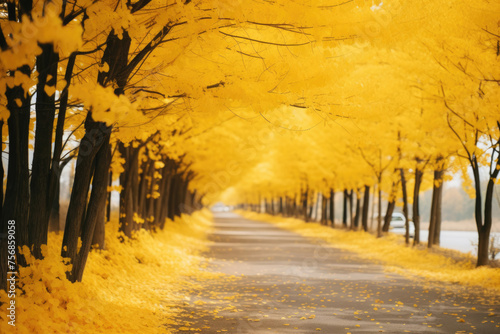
219 31 312 47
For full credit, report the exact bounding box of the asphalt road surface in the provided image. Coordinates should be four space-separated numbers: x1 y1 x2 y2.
169 212 500 334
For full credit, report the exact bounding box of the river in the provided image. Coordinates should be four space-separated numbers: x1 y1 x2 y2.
392 228 500 260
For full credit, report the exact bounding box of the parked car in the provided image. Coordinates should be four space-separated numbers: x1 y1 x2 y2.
389 213 406 228
389 212 414 237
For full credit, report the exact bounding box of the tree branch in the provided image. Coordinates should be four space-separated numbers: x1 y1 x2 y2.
219 31 312 47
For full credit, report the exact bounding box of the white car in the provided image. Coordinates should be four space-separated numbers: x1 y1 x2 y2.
389 213 414 237
390 213 406 228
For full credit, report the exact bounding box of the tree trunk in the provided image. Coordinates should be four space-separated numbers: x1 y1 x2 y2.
48 52 76 233
412 168 423 245
428 168 444 248
176 175 190 217
0 0 32 292
106 170 112 224
3 64 31 268
342 190 348 227
92 203 106 250
329 189 335 227
361 185 370 232
303 188 309 222
348 190 354 228
474 152 499 266
382 182 397 232
314 192 320 221
382 200 396 232
119 144 141 238
353 191 360 230
157 164 174 229
137 156 152 221
433 180 443 246
308 192 315 221
321 194 328 224
399 169 410 245
71 134 111 281
168 173 181 220
62 29 131 282
61 117 109 261
377 180 382 238
293 194 298 218
29 43 59 259
92 146 111 250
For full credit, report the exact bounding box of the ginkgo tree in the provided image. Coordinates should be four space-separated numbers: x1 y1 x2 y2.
1 0 499 297
1 0 382 289
195 0 499 267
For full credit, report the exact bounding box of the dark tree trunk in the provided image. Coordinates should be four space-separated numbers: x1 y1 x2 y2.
353 192 360 229
361 185 370 232
321 194 328 225
137 156 153 222
342 190 348 227
303 188 309 222
92 202 106 250
428 168 444 248
382 200 396 233
433 182 443 247
119 144 141 238
377 181 382 238
412 168 423 245
61 117 109 262
293 195 298 218
473 151 499 266
29 43 59 259
329 189 335 227
92 145 111 250
399 169 410 245
168 173 182 220
348 190 354 228
156 162 174 229
48 52 76 234
71 134 111 281
3 65 31 269
382 182 397 233
145 166 158 229
62 29 131 281
106 170 112 224
176 174 191 217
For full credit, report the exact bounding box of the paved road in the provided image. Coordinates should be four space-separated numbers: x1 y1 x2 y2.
169 213 500 333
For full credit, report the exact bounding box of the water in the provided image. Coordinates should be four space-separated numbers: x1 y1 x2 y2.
393 228 500 259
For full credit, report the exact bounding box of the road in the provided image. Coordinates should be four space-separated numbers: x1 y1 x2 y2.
169 212 500 333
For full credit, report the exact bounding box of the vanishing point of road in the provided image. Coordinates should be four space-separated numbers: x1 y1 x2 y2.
169 212 500 333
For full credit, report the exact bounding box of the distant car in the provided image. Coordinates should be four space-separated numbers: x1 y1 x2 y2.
389 213 414 237
390 213 406 229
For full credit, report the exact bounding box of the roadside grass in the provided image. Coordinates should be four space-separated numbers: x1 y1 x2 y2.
0 209 214 334
238 211 500 294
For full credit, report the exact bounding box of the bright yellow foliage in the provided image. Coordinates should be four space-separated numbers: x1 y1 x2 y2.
0 210 213 333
